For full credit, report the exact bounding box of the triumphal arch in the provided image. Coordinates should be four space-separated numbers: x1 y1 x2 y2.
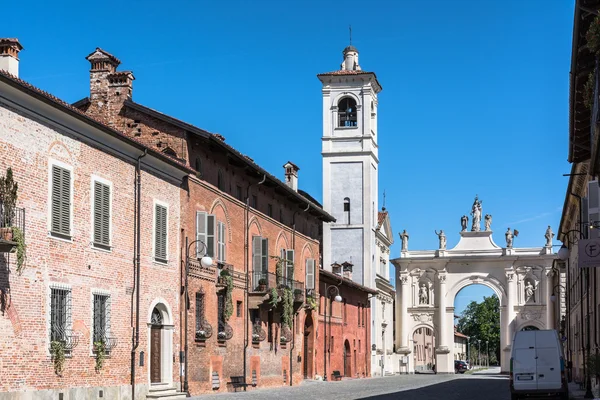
392 197 557 374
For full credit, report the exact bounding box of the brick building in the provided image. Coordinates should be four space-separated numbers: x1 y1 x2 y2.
0 39 190 399
316 268 376 381
73 48 334 394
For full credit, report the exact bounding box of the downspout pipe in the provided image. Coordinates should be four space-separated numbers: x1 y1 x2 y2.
244 174 266 387
290 203 310 385
131 149 147 400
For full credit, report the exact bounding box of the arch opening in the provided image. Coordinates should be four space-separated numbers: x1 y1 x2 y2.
338 98 357 127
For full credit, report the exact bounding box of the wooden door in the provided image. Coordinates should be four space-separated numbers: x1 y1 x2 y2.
151 326 162 383
344 340 351 377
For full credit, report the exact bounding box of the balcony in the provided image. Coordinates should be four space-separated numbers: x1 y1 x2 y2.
248 271 304 309
0 204 25 253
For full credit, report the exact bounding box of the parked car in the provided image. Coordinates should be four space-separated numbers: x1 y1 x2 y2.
454 360 468 374
510 329 568 400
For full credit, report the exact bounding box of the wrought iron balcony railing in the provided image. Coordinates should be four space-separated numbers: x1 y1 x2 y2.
252 322 266 343
217 321 233 341
195 319 213 341
250 270 303 295
0 204 25 241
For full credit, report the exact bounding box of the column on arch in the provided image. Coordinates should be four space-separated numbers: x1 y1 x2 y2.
397 271 410 352
436 270 448 351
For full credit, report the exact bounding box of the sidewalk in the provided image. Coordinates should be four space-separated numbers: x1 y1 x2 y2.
568 381 600 399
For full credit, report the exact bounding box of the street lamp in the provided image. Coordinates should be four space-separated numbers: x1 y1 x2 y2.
323 281 343 381
558 229 594 399
183 237 213 394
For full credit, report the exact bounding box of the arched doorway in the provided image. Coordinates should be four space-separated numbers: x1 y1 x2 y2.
413 326 435 372
343 340 352 377
147 300 174 385
303 314 314 379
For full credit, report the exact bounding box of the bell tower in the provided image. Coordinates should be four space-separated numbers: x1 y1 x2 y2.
318 45 382 287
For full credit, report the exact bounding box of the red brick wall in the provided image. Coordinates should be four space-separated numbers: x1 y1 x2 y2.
315 275 371 381
0 99 183 395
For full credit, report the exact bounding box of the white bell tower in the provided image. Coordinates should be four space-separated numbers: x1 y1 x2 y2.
319 45 382 287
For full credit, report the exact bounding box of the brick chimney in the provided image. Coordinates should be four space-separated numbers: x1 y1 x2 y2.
0 38 23 77
85 48 134 127
342 261 353 280
283 161 299 191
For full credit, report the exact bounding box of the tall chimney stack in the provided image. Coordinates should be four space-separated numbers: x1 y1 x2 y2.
283 161 299 191
0 38 23 77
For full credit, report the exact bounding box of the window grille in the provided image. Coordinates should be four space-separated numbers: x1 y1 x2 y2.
195 293 205 332
93 294 110 342
50 288 70 342
218 292 225 332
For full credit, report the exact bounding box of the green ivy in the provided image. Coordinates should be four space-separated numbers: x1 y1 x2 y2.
281 287 294 329
306 296 318 311
11 227 25 274
94 341 106 372
50 340 66 375
269 288 279 309
223 274 234 322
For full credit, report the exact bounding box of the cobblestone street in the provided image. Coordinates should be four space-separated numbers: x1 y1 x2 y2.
190 368 511 400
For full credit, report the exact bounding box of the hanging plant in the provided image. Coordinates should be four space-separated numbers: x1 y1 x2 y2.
94 341 106 372
0 167 18 227
306 296 318 311
12 226 26 274
271 255 285 282
223 273 234 322
584 72 596 110
587 14 600 54
269 287 279 309
281 287 294 329
50 340 66 375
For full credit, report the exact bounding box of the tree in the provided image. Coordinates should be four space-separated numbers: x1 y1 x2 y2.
456 295 500 364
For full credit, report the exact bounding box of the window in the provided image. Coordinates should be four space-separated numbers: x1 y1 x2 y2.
305 259 315 290
50 164 71 238
195 292 205 338
196 212 216 258
93 180 111 249
338 97 357 127
279 208 284 223
236 301 242 318
267 204 273 218
251 195 258 209
217 221 226 263
154 203 168 263
195 157 203 177
93 293 111 346
252 236 269 289
236 185 243 201
279 248 294 286
50 287 71 345
343 197 350 224
217 170 225 191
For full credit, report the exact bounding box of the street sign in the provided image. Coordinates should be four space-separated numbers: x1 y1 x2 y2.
577 239 600 268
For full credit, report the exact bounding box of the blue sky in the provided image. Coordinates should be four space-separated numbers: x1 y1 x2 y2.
4 0 574 311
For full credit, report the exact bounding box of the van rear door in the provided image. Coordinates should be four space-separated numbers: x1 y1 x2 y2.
535 331 562 391
513 332 537 391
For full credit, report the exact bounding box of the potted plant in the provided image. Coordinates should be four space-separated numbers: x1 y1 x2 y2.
93 341 106 372
0 167 18 241
50 340 66 375
218 268 230 285
196 330 207 340
252 333 260 343
293 288 303 302
218 331 227 340
257 278 268 292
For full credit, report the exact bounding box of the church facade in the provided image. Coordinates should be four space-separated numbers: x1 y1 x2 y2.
319 46 397 376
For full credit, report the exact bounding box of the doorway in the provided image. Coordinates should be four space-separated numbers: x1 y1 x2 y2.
344 340 351 377
147 302 173 386
303 314 314 379
150 325 161 383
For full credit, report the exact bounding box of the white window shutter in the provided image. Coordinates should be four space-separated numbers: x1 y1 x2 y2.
588 181 600 239
196 211 206 258
306 258 315 290
286 249 294 282
252 236 262 272
206 215 215 258
261 239 269 271
217 221 226 262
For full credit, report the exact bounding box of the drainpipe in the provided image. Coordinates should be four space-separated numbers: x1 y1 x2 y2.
290 203 310 385
244 174 266 387
131 149 147 400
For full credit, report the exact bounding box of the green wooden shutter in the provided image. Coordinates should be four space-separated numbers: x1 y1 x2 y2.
93 182 110 246
51 165 71 236
155 205 167 261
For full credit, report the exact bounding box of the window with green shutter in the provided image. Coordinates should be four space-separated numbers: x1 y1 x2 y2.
93 181 110 249
154 204 168 263
51 165 71 238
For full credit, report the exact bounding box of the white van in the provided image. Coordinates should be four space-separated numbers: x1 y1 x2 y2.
510 329 568 400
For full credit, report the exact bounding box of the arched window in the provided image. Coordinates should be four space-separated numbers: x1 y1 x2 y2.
343 197 350 224
217 170 225 191
195 157 203 177
338 97 357 127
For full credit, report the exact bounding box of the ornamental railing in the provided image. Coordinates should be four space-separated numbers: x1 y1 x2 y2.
195 319 213 341
217 321 233 341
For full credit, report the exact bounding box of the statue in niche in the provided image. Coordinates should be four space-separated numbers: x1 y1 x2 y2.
435 230 447 250
400 230 409 252
419 283 429 305
461 215 469 232
524 280 537 303
471 196 482 232
505 227 514 248
545 226 554 248
484 214 492 231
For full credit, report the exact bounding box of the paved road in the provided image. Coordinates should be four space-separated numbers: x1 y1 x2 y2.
190 368 511 400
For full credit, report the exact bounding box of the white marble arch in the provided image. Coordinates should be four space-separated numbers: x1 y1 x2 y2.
147 298 175 387
392 230 556 375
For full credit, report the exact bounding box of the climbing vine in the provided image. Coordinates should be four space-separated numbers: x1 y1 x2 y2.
271 255 286 282
50 340 66 375
94 341 106 372
12 227 26 274
306 295 318 311
269 287 279 309
281 287 294 329
221 269 234 322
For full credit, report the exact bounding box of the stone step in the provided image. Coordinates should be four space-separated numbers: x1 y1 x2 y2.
146 386 187 400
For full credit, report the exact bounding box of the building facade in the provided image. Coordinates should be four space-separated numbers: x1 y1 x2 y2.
75 48 334 394
0 39 190 399
315 269 376 381
318 45 390 376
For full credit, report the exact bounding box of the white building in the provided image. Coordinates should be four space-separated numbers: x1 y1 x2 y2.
319 45 397 376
